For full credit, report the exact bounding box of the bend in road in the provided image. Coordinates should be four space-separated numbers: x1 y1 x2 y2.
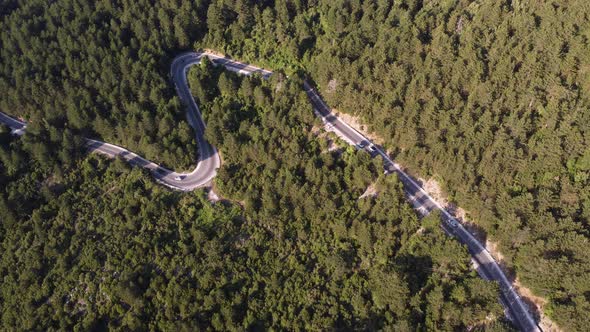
1 52 271 191
0 52 540 331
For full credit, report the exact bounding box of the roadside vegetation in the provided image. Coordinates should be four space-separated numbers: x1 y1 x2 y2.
0 0 205 169
201 1 590 328
0 70 511 330
1 0 589 329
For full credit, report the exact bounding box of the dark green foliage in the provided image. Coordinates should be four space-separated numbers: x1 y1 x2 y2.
2 0 587 328
0 0 207 169
198 1 590 328
0 67 507 330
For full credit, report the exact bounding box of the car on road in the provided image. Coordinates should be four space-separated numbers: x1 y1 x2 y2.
356 141 367 149
368 144 377 153
174 175 185 181
448 219 459 228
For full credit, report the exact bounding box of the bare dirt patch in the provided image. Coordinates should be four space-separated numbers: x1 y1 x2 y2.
513 279 562 332
310 124 327 137
419 177 559 329
325 138 340 152
207 187 220 202
202 48 227 58
359 183 379 199
327 79 338 93
336 111 388 147
420 177 449 207
312 124 344 153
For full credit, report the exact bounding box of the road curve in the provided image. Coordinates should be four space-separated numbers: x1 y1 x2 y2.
0 52 539 331
166 52 270 190
0 52 270 191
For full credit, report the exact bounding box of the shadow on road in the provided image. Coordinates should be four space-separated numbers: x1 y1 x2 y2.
85 131 218 182
304 75 539 330
211 58 271 78
152 166 171 179
198 149 218 166
87 141 156 171
197 140 216 162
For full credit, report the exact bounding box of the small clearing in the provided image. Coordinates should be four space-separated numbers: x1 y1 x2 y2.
325 138 339 152
207 188 220 202
420 177 449 207
327 79 338 93
310 124 322 137
203 48 227 58
359 183 378 199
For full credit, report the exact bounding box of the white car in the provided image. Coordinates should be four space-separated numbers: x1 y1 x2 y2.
174 175 184 181
368 144 377 153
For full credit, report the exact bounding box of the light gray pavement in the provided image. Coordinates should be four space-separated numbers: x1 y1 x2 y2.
304 82 541 332
0 52 540 331
0 52 269 191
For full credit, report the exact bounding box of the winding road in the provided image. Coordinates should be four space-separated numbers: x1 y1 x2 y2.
0 51 540 331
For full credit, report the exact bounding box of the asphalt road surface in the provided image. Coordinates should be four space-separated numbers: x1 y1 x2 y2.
305 82 541 332
0 52 540 331
0 112 26 135
0 52 270 191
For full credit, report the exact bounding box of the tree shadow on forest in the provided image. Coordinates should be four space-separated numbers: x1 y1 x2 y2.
393 254 433 294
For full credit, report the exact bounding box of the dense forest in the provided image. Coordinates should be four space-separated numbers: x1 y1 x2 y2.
0 70 512 330
199 0 590 329
1 0 589 329
0 0 207 169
